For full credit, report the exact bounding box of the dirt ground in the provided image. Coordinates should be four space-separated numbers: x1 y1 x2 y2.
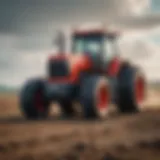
0 89 160 160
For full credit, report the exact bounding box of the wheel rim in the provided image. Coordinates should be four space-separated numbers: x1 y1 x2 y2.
97 86 109 110
135 77 145 104
34 89 44 112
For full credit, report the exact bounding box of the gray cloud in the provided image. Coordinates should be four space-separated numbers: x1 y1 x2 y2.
1 0 160 86
0 0 155 51
0 0 152 34
113 14 160 30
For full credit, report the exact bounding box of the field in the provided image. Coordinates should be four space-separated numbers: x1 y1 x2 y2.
0 88 160 160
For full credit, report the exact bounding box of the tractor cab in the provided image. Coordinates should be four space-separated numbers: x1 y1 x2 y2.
72 29 120 67
48 27 120 79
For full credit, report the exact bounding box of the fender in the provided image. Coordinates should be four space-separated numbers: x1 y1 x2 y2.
70 55 92 82
107 57 121 77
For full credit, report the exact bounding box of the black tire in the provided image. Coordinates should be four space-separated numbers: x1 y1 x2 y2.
117 65 146 113
59 100 75 118
80 76 111 119
20 79 50 119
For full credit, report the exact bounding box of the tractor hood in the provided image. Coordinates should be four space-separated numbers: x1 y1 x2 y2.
49 53 92 71
48 53 92 82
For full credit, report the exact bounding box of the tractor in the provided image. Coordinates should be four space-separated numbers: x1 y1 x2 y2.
20 26 146 120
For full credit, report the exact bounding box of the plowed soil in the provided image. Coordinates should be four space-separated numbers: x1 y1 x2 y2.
0 91 160 160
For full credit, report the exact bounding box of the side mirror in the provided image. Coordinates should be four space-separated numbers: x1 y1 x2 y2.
53 30 66 53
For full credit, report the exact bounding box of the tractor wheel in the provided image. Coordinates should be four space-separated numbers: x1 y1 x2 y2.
80 76 111 119
20 79 50 119
117 65 146 113
59 100 75 118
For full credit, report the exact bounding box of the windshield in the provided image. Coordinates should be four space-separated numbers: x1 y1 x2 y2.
72 34 103 55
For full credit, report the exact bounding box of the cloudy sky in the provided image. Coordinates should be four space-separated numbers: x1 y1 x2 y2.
0 0 160 87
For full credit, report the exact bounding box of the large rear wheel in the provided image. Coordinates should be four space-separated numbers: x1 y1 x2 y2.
117 65 146 113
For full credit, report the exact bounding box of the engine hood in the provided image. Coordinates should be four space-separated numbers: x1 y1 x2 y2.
49 53 92 71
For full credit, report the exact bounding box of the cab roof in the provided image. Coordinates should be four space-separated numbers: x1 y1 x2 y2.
73 29 120 37
72 23 120 37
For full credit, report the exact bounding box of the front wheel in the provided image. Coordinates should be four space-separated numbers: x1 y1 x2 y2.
20 79 50 119
80 76 111 119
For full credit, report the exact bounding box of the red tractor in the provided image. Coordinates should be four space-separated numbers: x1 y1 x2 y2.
20 28 146 119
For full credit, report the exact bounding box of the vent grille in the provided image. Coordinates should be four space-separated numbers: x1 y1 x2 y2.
48 60 69 77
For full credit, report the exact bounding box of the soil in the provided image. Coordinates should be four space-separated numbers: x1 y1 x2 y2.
0 92 159 160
